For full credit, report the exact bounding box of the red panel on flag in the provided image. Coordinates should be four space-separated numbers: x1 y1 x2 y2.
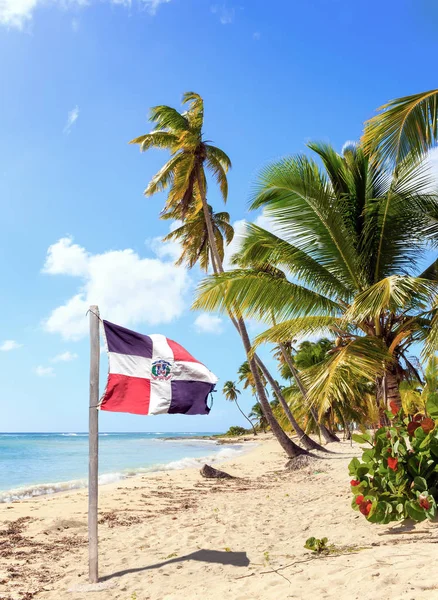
167 338 199 363
100 374 151 415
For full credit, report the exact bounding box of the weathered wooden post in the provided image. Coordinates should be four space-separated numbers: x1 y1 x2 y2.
88 305 100 583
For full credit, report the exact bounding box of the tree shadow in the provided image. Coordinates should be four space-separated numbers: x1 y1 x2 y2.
100 549 250 582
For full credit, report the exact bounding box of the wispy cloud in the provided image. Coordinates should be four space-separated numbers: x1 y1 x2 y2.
0 340 22 352
63 105 79 134
0 0 172 30
34 365 55 377
253 31 261 40
51 351 78 362
194 313 223 334
211 3 235 25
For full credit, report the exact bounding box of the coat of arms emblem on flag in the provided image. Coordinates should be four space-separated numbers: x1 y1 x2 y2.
99 320 218 416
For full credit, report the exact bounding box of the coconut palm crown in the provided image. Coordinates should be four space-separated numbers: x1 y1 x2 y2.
130 92 231 221
194 141 438 414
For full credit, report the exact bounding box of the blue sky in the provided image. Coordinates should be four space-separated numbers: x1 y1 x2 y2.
1 0 437 432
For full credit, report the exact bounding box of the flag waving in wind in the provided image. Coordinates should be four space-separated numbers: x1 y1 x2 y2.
99 320 218 416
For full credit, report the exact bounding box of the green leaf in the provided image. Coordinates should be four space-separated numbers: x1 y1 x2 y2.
361 449 375 463
356 466 370 478
406 500 427 522
413 476 428 492
348 457 361 476
426 392 438 420
352 433 372 445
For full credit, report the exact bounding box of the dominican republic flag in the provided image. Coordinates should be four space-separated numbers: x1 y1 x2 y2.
99 320 217 416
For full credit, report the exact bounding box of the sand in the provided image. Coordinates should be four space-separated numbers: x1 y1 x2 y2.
1 435 438 600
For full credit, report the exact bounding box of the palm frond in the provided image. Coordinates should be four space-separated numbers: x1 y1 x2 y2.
182 92 204 131
345 276 437 323
363 89 438 165
205 151 228 201
233 223 351 298
129 131 179 151
149 105 189 132
206 144 232 171
302 337 391 415
250 154 363 290
253 316 343 348
144 154 183 196
193 269 342 321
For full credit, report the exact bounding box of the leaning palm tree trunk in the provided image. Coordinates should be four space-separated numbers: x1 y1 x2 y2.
255 356 328 452
279 345 340 443
197 175 308 459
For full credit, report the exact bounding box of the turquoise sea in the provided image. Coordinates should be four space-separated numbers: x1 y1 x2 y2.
0 432 247 503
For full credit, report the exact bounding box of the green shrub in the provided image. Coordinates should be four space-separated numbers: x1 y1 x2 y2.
349 402 438 524
226 426 247 436
304 537 329 554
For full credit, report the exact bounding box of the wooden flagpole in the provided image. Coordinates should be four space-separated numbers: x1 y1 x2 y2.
88 305 100 583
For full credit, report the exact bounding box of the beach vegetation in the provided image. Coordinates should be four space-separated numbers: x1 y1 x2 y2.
224 425 247 437
349 403 438 523
304 537 330 554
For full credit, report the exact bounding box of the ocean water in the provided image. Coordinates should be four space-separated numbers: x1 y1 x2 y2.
0 432 248 503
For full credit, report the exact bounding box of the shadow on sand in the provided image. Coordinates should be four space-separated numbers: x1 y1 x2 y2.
100 549 250 582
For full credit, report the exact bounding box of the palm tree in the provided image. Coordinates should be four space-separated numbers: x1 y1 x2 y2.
249 402 268 432
131 92 307 459
222 380 257 435
130 91 230 271
193 141 438 419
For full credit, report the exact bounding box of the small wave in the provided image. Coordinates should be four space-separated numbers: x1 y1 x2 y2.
0 472 124 503
0 443 254 503
161 438 219 446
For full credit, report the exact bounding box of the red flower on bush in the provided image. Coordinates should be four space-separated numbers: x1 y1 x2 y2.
387 457 398 471
359 500 372 516
419 494 431 510
350 479 360 487
355 495 364 506
413 413 424 422
407 421 421 436
389 401 399 416
421 418 435 434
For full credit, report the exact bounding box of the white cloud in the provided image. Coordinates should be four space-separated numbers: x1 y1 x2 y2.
253 31 260 40
51 351 78 362
211 3 235 24
71 17 79 31
146 220 183 262
34 365 55 377
63 105 79 134
0 0 172 30
194 313 223 334
222 218 247 270
0 340 22 352
42 237 191 341
43 236 89 276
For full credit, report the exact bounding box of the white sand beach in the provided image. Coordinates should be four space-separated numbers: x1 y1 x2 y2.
1 436 438 600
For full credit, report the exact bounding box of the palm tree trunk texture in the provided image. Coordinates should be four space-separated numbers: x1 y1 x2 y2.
385 369 402 410
197 172 307 458
255 356 328 452
279 344 340 444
